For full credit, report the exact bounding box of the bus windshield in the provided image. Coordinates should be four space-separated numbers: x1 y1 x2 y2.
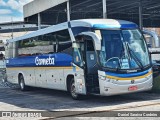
99 29 150 70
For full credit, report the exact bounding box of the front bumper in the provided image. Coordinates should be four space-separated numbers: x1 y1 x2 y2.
99 76 153 96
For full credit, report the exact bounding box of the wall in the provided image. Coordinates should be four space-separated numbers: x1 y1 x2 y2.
24 0 68 18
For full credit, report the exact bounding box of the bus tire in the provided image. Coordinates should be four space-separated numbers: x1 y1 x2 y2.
70 78 82 100
19 74 27 91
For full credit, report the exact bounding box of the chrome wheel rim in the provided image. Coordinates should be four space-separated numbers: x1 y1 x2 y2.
71 81 77 98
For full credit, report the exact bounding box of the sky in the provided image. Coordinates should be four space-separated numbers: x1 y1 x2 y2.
0 0 34 23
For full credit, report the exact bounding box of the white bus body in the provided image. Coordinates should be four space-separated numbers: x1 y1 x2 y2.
6 19 152 99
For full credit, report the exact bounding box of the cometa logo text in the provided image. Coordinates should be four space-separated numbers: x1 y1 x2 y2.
35 56 55 66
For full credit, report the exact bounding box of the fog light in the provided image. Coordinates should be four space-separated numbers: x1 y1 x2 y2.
104 87 109 91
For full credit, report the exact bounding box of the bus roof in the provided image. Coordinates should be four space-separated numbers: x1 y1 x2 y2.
70 19 138 29
7 19 138 43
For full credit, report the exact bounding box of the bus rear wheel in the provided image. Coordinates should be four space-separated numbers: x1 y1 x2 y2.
19 75 27 91
70 78 81 100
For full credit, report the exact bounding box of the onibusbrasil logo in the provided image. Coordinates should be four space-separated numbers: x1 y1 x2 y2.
35 56 55 66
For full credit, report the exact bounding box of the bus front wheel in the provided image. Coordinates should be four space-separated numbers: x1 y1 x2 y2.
70 78 82 100
19 75 27 91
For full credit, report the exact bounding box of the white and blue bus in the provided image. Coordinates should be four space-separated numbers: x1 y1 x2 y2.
6 19 152 99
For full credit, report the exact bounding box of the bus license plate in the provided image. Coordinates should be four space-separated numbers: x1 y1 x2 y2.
128 86 138 91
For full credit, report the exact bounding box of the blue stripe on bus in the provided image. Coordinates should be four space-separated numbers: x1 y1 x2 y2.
93 24 138 29
120 24 138 29
6 53 72 67
105 69 151 78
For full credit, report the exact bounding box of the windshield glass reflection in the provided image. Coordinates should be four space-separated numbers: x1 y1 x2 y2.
99 29 150 69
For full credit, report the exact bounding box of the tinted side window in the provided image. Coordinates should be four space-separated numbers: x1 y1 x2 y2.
56 29 72 54
18 33 56 56
18 29 72 56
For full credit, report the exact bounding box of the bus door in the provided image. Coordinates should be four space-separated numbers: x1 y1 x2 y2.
83 36 100 94
73 35 100 95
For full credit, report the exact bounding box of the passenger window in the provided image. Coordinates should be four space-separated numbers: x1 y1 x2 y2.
18 29 72 56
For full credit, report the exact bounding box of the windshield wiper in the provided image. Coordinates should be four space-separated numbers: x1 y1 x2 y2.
125 43 144 70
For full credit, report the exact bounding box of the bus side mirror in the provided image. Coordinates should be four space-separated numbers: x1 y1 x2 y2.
152 61 160 71
152 61 160 78
92 33 101 51
142 30 159 48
